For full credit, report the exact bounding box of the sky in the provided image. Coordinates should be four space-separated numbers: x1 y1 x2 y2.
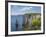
11 5 41 15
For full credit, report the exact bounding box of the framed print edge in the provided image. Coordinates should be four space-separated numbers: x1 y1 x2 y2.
5 1 45 36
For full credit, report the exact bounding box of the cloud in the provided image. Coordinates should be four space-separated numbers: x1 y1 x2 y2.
19 7 32 12
11 7 32 15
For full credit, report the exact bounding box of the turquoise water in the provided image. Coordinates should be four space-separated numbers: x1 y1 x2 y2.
11 15 25 31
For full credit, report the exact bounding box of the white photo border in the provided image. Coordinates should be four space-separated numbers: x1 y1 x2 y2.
7 2 44 35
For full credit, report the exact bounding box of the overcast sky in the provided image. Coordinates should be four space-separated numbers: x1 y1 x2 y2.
11 5 41 15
